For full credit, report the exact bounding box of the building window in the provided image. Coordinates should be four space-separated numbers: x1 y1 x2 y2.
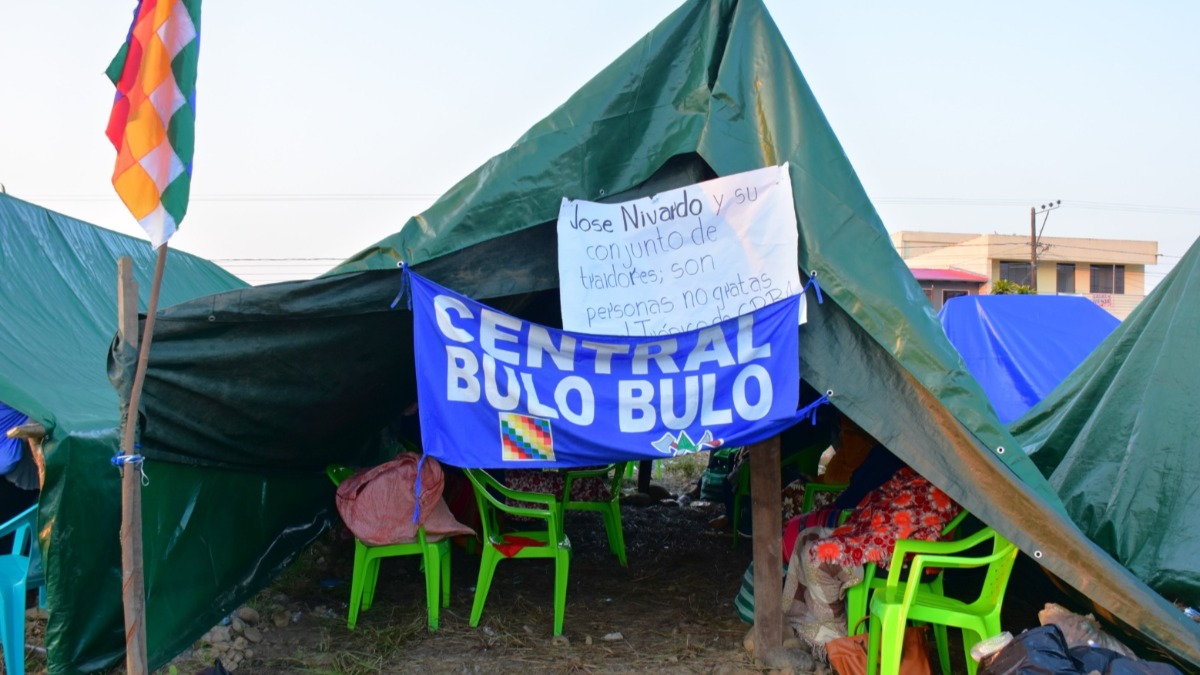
1090 264 1125 294
1056 264 1076 293
999 261 1031 286
942 290 967 304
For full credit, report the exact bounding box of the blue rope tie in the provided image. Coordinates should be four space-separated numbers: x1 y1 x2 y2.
390 262 412 310
802 271 824 305
796 390 833 425
112 447 150 485
412 453 426 524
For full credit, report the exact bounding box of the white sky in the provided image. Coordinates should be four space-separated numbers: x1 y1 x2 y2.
2 1 1197 289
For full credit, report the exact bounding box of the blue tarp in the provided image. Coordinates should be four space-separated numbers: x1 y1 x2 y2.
939 295 1119 424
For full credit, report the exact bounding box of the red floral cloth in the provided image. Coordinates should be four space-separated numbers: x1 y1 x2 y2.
502 468 612 522
503 469 611 502
806 468 960 570
783 507 844 564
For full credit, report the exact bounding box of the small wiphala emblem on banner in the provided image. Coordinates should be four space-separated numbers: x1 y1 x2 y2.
500 413 556 461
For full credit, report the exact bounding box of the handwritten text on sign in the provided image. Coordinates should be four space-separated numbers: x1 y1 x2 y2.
557 164 801 336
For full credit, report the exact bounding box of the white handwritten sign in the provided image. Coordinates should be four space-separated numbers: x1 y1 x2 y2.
557 164 802 336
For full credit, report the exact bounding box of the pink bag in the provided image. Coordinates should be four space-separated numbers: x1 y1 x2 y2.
335 454 445 546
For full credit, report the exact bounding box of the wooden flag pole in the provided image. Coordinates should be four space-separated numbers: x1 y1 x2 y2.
117 245 168 675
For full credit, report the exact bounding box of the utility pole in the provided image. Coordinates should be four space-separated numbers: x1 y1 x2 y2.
1029 208 1037 291
1030 200 1062 292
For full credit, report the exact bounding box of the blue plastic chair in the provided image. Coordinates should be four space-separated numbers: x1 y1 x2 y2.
0 504 40 675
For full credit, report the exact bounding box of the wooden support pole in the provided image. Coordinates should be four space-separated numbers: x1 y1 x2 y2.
749 435 783 655
117 247 168 675
637 459 653 493
5 422 45 439
7 422 47 487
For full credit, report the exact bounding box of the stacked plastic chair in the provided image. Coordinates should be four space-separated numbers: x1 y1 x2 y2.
561 462 628 566
0 504 41 675
845 509 970 635
866 526 1019 675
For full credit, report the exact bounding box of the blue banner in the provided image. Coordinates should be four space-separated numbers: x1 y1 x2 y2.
409 270 802 468
0 402 28 475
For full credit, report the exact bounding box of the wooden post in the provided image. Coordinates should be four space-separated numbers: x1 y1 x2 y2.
749 435 783 655
5 422 45 439
117 247 168 675
7 422 47 487
637 459 653 493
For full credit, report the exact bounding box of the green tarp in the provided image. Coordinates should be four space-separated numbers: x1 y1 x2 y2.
0 194 244 427
0 193 258 672
38 0 1200 671
1012 235 1200 608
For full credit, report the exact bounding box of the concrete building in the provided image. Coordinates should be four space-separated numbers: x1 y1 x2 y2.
892 231 1158 319
910 267 989 311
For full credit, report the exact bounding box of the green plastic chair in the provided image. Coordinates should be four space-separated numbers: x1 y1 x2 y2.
731 442 828 544
845 509 970 636
0 504 40 675
562 462 628 566
800 480 850 514
464 469 571 636
623 460 662 480
866 526 1019 675
326 464 450 631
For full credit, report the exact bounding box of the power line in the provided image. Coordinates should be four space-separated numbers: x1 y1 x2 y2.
24 193 442 203
1069 201 1200 216
895 240 1181 259
876 197 1200 216
211 257 344 262
21 192 1200 215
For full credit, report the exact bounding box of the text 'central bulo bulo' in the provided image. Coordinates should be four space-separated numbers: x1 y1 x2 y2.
433 293 776 432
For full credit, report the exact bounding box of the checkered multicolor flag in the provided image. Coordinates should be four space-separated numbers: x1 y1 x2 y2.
105 0 202 248
500 413 556 462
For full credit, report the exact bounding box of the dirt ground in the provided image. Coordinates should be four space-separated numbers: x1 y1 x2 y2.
20 460 770 675
17 459 1178 675
182 466 763 675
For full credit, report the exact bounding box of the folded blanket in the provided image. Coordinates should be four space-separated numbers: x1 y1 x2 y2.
336 454 475 546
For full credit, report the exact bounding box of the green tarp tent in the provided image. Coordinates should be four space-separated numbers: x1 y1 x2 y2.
0 193 249 671
38 0 1200 671
1012 234 1200 609
0 193 246 429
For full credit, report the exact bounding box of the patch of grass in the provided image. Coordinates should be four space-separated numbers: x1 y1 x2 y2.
329 650 385 675
343 615 425 655
662 453 707 485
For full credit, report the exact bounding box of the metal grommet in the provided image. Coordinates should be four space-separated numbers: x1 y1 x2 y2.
825 389 834 397
1033 550 1043 559
598 189 606 196
207 315 216 322
996 446 1005 454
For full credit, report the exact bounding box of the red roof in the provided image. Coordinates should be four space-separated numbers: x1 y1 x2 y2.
910 268 989 283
